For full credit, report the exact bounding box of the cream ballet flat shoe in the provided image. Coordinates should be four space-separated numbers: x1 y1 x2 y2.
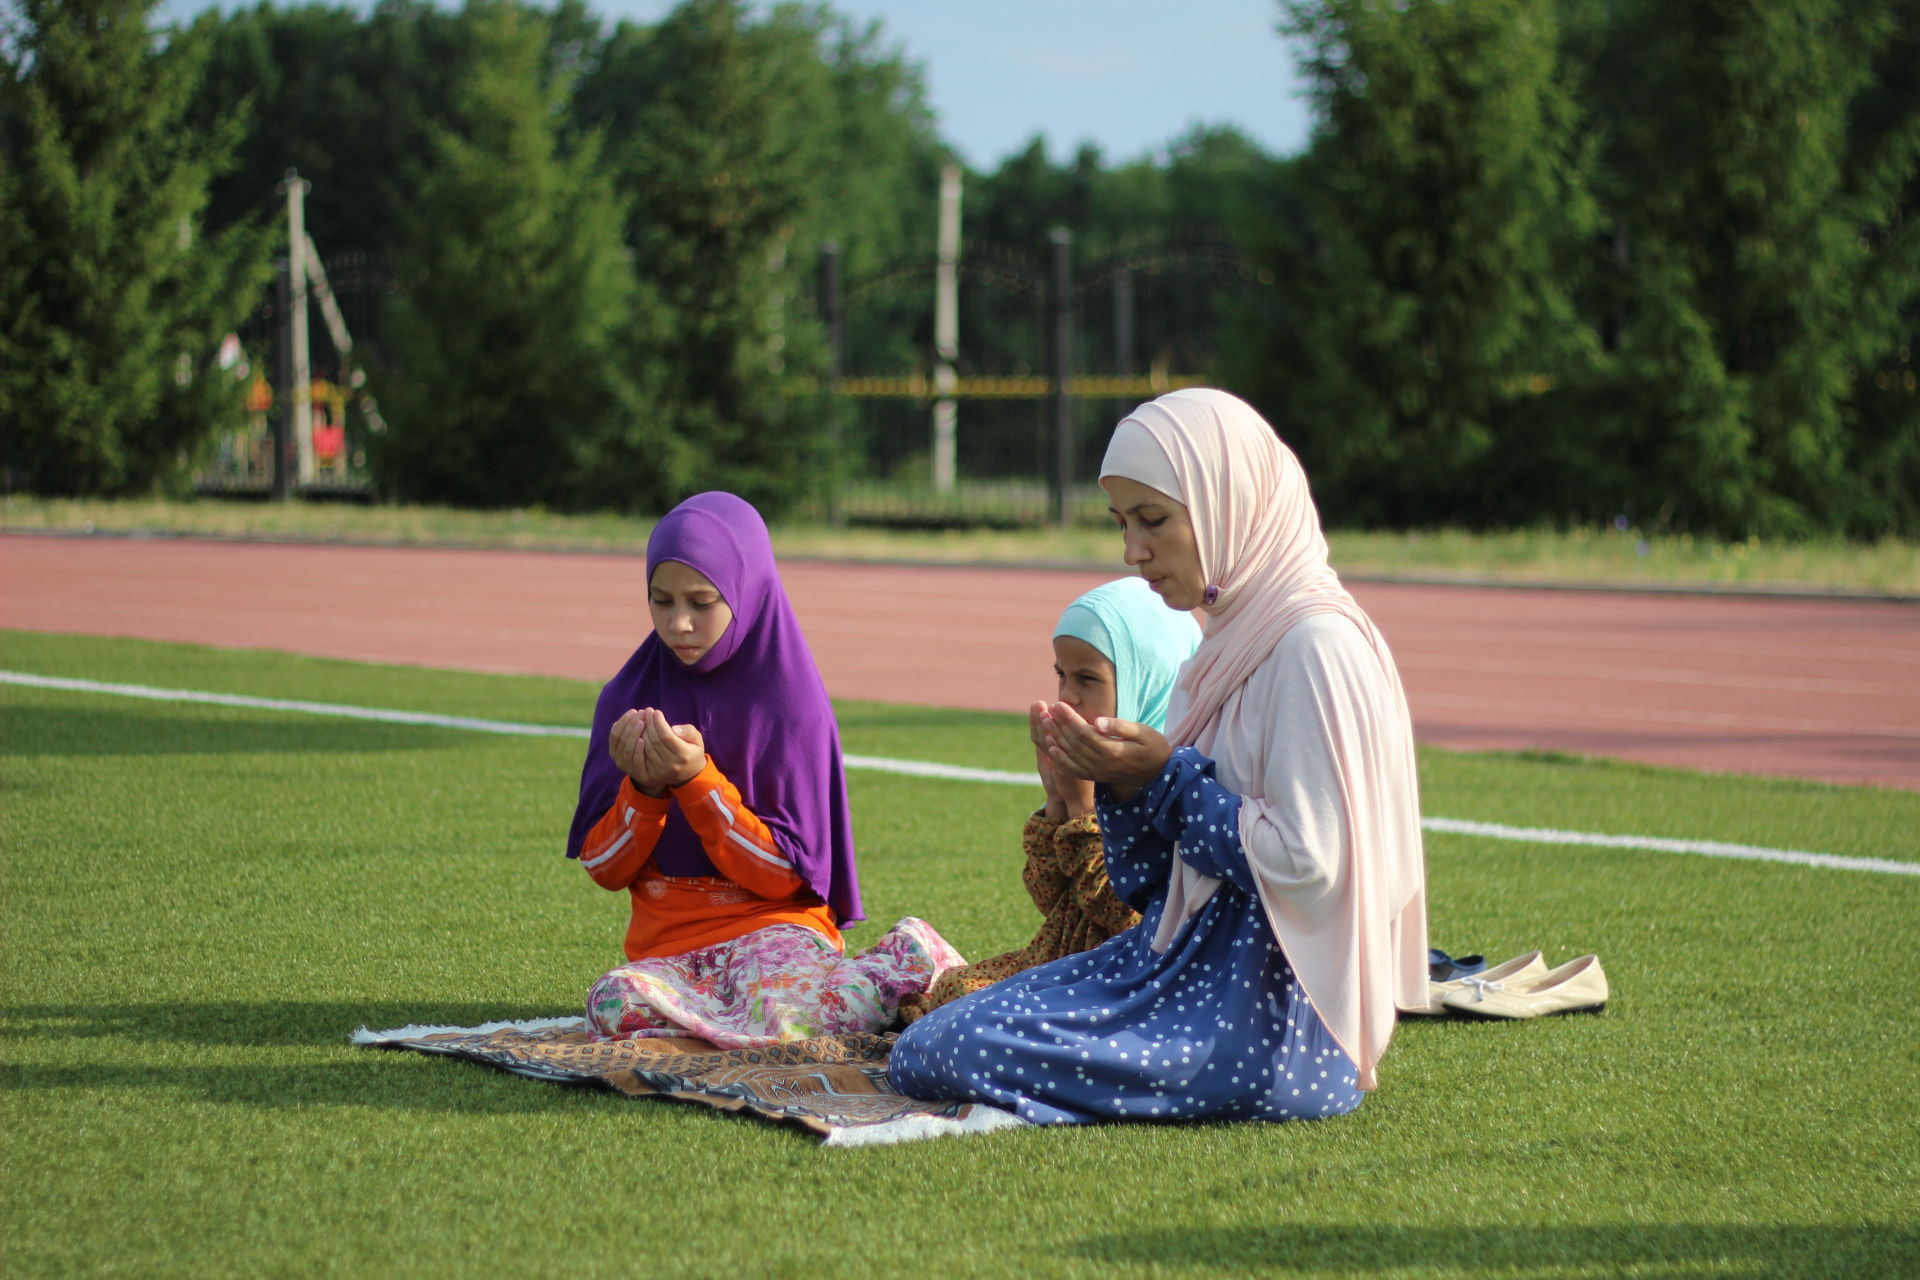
1440 953 1608 1020
1404 950 1549 1016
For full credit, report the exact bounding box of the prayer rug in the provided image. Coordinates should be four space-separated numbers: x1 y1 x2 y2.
351 1017 1024 1146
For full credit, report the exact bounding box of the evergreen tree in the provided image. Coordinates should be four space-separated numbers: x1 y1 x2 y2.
735 4 946 277
1577 0 1920 535
372 0 656 510
1834 0 1920 536
191 0 592 261
972 139 1105 253
191 1 405 254
575 0 827 516
1162 125 1271 243
0 0 268 495
1241 0 1600 527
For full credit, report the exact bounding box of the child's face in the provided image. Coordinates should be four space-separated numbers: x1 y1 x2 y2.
1053 635 1118 722
649 560 734 666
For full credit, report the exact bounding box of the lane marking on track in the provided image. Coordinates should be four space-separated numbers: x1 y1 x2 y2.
1411 690 1920 740
1388 629 1920 667
5 669 1915 878
1395 652 1918 698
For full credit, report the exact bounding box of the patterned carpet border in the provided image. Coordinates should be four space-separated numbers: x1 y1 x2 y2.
351 1017 1024 1145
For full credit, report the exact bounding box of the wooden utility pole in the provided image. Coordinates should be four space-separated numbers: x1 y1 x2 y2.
278 169 314 487
271 259 293 501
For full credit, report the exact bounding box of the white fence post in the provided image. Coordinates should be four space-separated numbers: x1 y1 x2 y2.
932 164 962 494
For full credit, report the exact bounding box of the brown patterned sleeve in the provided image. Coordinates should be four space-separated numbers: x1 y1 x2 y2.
1055 812 1142 937
1021 809 1069 915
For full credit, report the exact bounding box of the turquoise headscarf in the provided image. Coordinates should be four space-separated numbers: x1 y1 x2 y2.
1053 577 1203 731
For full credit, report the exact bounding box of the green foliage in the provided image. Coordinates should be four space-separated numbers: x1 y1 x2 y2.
967 125 1275 258
571 0 831 516
778 3 947 278
1573 0 1920 535
0 0 270 495
1244 0 1920 537
371 0 654 510
190 0 608 258
189 0 463 261
1836 3 1920 535
1239 0 1601 527
180 0 950 517
971 139 1107 253
852 124 1285 489
11 0 1913 534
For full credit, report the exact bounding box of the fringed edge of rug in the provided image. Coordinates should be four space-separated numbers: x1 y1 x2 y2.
819 1105 1029 1147
350 1015 585 1044
348 1018 1033 1145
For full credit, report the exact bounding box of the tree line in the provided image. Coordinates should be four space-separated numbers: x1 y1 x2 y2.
1245 0 1920 537
2 0 1915 536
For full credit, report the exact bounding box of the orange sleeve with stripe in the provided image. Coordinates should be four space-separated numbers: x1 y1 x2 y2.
670 757 810 902
576 776 668 890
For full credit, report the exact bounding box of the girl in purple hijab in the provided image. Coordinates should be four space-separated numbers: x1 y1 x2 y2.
569 492 962 1047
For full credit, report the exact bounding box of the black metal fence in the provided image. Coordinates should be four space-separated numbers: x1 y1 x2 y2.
196 232 1265 523
820 233 1269 527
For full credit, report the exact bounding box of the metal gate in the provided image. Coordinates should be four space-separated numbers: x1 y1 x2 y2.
819 232 1270 528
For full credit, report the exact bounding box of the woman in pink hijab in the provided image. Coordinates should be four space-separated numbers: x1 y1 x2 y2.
888 388 1427 1126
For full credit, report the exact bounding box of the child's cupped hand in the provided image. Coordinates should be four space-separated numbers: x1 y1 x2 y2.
1036 700 1170 805
639 707 706 791
1030 701 1103 820
1031 702 1065 818
608 708 652 782
609 708 707 795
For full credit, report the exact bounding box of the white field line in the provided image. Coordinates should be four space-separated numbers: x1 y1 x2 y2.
6 670 1916 878
1418 817 1915 876
0 670 589 737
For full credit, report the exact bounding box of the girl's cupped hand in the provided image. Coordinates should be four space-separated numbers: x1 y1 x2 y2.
610 707 707 796
1035 700 1170 804
608 708 652 784
1031 701 1096 820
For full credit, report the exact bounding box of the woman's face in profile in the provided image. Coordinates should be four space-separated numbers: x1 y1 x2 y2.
1101 475 1205 610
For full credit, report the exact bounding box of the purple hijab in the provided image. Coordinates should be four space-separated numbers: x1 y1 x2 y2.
565 492 863 926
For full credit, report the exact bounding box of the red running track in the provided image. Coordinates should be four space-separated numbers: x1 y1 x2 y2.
4 533 1916 790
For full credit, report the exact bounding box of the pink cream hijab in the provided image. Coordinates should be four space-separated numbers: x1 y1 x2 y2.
1100 387 1428 1090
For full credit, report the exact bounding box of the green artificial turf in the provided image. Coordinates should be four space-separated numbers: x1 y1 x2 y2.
3 631 1917 1278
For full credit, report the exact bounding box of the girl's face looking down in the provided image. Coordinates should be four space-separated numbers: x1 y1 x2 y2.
1052 635 1118 722
1101 475 1205 610
649 560 733 666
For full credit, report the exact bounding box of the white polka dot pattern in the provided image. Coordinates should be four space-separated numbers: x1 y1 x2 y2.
888 748 1363 1126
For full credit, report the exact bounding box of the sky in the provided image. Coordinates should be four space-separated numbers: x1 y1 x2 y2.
647 0 1321 168
159 0 1318 169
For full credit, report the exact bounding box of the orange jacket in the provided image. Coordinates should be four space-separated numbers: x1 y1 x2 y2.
575 757 839 961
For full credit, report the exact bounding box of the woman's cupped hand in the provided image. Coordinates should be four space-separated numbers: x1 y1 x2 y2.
1032 700 1171 804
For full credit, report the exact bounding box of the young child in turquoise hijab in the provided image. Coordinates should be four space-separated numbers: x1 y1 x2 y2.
898 577 1203 1022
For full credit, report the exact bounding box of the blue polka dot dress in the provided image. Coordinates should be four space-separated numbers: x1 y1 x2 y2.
888 747 1364 1125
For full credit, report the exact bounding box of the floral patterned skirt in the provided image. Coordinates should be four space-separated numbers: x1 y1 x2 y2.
585 917 964 1048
